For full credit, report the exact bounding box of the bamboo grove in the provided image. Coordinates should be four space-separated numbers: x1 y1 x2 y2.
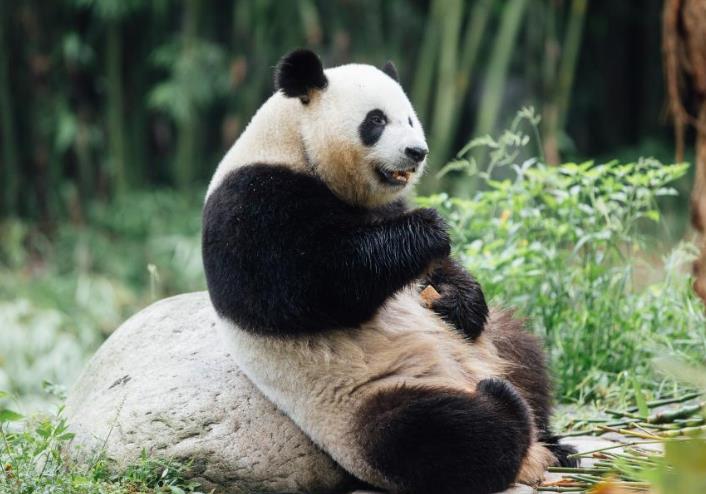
0 0 671 222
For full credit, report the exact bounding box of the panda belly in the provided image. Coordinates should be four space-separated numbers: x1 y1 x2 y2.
219 287 526 491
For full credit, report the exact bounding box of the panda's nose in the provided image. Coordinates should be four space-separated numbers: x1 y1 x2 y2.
405 146 428 162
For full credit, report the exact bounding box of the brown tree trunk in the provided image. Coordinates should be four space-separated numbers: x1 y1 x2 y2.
693 106 706 302
663 0 706 306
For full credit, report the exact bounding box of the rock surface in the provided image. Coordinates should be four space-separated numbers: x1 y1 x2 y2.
64 291 355 494
65 291 607 494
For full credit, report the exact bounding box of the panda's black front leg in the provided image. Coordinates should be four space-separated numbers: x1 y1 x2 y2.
425 257 488 340
372 199 489 339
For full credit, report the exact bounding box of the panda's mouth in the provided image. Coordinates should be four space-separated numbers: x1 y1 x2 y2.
375 165 416 187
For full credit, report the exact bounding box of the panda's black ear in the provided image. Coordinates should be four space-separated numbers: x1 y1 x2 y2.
275 49 328 104
382 60 399 83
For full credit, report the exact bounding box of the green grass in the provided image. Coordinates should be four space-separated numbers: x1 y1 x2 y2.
1 109 705 491
1 391 207 494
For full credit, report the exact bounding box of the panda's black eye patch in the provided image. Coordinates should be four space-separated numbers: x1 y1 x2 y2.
408 117 413 127
359 109 387 146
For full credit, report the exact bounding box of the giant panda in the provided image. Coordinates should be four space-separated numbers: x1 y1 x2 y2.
202 49 574 494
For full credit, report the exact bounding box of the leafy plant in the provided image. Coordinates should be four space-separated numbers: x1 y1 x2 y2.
421 108 704 404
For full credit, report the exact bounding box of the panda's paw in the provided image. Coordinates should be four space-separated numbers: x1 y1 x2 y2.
431 290 486 340
545 439 579 467
408 208 450 260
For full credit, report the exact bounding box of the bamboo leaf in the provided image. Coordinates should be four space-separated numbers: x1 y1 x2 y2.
0 409 23 422
632 376 649 417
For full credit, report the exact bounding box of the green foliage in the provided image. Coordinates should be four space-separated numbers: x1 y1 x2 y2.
421 108 704 404
0 190 204 409
651 439 706 494
73 0 146 20
0 399 206 493
149 40 229 125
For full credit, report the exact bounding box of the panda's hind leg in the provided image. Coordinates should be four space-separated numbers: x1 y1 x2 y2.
357 378 532 494
486 309 577 467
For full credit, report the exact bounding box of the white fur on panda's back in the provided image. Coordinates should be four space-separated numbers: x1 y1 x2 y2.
206 93 305 199
218 287 506 487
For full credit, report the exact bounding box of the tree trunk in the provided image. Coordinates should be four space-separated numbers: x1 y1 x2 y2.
663 0 706 306
693 106 706 303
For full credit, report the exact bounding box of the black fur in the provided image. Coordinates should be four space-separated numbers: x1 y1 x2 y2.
543 436 578 467
367 198 489 340
358 379 532 494
274 49 328 102
486 311 578 467
425 258 489 340
382 60 400 82
358 109 387 146
202 164 450 336
369 197 409 219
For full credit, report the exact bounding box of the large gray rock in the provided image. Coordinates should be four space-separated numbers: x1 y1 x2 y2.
66 291 600 494
64 291 355 494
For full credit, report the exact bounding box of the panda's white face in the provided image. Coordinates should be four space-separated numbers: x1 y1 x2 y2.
299 64 428 207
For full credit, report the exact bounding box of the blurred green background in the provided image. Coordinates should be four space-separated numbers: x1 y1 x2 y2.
4 4 706 493
0 0 686 218
0 0 701 409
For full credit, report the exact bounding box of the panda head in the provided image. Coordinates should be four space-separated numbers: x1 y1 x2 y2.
275 49 428 207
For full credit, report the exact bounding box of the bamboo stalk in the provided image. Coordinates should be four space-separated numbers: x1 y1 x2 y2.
426 0 463 182
625 392 702 413
0 2 19 214
567 441 664 459
597 425 661 440
674 417 705 426
555 0 587 135
548 467 610 474
537 487 586 492
657 424 706 437
447 0 494 196
560 428 602 438
605 409 644 420
542 0 586 164
106 19 127 194
569 473 602 483
410 0 441 125
471 0 529 166
646 402 704 424
174 0 201 189
427 0 495 192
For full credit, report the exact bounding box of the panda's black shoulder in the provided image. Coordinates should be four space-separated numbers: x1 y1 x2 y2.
208 163 340 208
205 163 358 227
202 163 370 335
